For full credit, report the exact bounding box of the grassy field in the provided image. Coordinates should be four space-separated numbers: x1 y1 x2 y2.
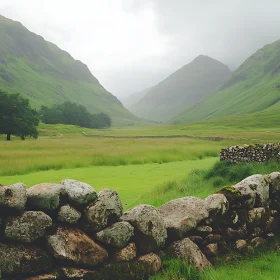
2 124 280 279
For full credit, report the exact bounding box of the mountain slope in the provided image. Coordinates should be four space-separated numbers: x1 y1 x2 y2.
121 87 152 108
173 39 280 124
0 15 138 126
129 55 231 122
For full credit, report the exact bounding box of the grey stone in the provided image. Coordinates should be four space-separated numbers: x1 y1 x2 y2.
57 205 81 224
247 207 270 226
0 183 27 211
265 172 280 193
60 179 97 207
27 183 64 211
0 243 52 275
233 175 269 209
170 238 211 271
84 189 123 232
96 221 134 248
121 204 167 253
205 194 229 216
234 239 247 251
47 227 108 267
5 211 52 243
113 243 137 263
158 197 209 239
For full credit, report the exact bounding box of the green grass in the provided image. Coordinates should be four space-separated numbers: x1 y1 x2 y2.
0 158 216 210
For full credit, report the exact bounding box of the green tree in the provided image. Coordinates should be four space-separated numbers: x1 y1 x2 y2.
0 90 39 140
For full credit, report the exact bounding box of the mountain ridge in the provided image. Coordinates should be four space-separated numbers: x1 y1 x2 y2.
128 55 231 122
0 14 139 126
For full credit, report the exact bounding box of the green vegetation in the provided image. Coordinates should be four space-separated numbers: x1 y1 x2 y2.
0 15 139 126
128 55 231 122
173 39 280 124
40 101 111 129
0 90 39 140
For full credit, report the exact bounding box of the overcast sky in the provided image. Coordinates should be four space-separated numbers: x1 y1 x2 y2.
0 0 279 97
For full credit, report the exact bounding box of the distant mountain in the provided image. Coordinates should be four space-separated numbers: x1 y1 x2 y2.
128 55 231 122
0 15 139 126
121 87 152 108
173 39 280 124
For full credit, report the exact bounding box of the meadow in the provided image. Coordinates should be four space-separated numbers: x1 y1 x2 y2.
1 123 280 279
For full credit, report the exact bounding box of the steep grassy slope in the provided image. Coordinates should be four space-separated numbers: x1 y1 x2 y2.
173 39 280 124
129 55 231 122
0 15 138 126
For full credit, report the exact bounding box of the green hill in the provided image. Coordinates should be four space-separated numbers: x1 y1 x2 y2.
121 87 152 108
0 15 139 126
128 55 231 122
173 39 280 124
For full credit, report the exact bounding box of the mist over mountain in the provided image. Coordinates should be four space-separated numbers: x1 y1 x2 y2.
128 55 231 122
172 39 280 124
0 15 138 126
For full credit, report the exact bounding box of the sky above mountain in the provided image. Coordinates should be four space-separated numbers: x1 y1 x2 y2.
0 0 280 97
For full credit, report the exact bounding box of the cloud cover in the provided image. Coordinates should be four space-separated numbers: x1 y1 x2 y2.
0 0 279 96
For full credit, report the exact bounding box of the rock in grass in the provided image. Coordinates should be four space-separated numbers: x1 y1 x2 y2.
0 243 52 276
96 221 134 248
47 227 108 267
57 205 81 224
27 183 64 211
0 183 27 211
135 253 162 274
158 197 209 240
205 194 229 216
121 204 167 253
170 238 211 271
84 189 123 232
5 211 52 243
60 179 97 207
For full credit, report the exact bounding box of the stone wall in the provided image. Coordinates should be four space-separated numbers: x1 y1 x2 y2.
220 143 280 163
1 173 280 279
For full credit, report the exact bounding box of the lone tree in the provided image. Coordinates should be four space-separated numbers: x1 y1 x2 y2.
0 90 39 141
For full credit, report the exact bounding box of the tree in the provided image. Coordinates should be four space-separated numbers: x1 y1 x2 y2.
0 90 39 140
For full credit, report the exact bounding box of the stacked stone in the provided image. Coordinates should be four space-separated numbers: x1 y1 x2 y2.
220 143 280 163
0 180 164 279
1 173 280 279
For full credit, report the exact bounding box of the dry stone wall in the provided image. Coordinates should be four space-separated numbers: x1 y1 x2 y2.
1 173 280 279
220 143 280 163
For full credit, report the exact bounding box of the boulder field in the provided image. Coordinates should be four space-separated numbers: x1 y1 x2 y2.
0 174 280 279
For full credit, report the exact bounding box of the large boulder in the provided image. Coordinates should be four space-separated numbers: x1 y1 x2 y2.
121 204 167 253
265 172 280 194
113 243 137 263
60 179 97 207
47 227 108 267
57 205 81 225
84 189 123 232
205 194 229 216
27 183 64 211
96 221 134 248
158 197 209 240
0 183 27 212
233 175 269 209
5 211 52 243
170 238 211 271
0 243 52 276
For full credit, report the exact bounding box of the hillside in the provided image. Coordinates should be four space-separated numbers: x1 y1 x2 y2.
129 55 231 122
0 15 138 126
121 87 152 108
173 39 280 124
